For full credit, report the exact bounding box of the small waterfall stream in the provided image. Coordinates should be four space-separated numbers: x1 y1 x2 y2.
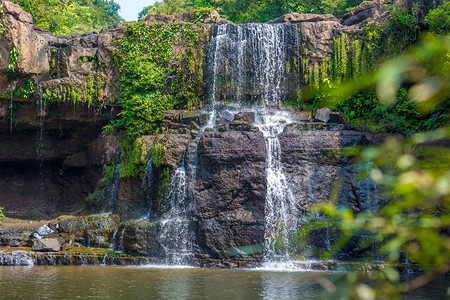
106 162 121 211
37 83 45 200
256 112 299 263
158 153 194 265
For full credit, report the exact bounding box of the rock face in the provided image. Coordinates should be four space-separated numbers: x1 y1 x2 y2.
194 123 266 258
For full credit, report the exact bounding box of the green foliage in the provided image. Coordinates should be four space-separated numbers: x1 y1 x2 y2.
102 163 117 183
425 2 450 35
150 142 166 168
335 89 429 135
298 5 445 135
159 167 171 202
138 5 154 19
137 0 364 23
6 99 21 124
107 20 205 138
85 189 103 207
10 0 124 35
148 0 188 15
187 0 364 23
12 79 35 98
118 137 148 179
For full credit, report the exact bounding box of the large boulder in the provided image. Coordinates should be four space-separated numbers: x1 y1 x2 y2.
119 220 161 257
342 0 390 27
269 13 338 23
83 214 120 248
0 1 51 76
194 123 266 258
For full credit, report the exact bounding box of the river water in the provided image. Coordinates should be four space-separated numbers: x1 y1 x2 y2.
0 266 448 299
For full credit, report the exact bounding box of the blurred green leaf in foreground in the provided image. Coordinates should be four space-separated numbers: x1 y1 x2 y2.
297 33 450 300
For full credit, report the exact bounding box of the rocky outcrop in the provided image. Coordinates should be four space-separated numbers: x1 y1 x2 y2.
342 0 390 27
0 218 47 247
48 214 120 248
404 0 445 22
0 0 221 219
194 123 266 258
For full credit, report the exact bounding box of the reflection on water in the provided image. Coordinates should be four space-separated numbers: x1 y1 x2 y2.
0 266 448 299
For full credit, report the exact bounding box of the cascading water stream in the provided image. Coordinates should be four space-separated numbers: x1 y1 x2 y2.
37 83 45 200
158 153 194 265
255 112 299 263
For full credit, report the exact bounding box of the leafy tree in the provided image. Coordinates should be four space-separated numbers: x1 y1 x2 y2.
425 2 450 35
137 0 365 22
146 0 189 15
10 0 124 35
138 5 154 19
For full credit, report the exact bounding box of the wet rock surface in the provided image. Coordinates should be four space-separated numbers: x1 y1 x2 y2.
279 123 382 211
194 124 266 258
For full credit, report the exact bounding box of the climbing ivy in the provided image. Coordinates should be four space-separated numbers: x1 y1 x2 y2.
12 79 35 98
159 167 170 204
118 137 148 179
105 20 206 139
7 47 19 79
150 142 166 168
0 4 7 36
0 206 4 224
43 72 105 107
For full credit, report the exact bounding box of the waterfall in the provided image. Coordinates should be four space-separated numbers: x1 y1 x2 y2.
207 23 298 105
37 84 45 200
205 23 302 264
158 153 194 265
